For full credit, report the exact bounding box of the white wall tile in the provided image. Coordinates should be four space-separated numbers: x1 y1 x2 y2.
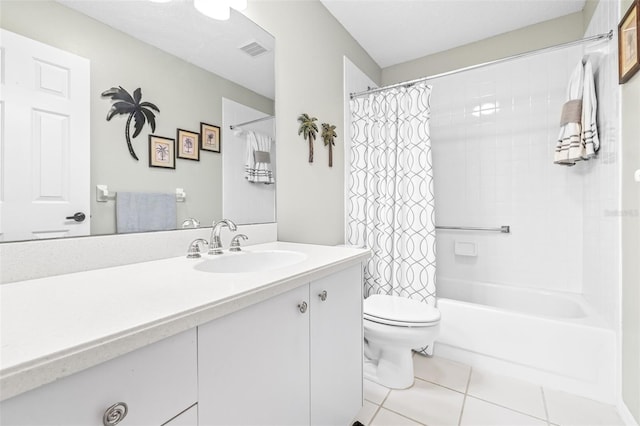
432 17 618 315
580 0 621 326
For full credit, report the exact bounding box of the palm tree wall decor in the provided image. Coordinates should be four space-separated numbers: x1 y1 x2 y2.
102 86 160 161
297 113 318 163
321 123 337 167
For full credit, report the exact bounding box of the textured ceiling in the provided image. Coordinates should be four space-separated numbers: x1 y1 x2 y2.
321 0 586 68
58 0 275 99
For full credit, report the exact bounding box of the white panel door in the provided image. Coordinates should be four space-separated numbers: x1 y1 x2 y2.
198 285 310 425
310 265 363 426
0 29 90 241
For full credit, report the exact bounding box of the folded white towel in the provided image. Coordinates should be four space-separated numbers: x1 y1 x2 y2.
245 131 275 184
554 59 599 166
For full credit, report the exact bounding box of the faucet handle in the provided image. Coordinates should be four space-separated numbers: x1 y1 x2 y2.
187 238 209 259
229 234 248 252
181 217 200 229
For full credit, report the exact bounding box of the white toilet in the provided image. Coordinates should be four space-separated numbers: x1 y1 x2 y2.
363 294 441 389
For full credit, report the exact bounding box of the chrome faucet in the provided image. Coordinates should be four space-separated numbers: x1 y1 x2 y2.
186 238 209 259
208 219 237 255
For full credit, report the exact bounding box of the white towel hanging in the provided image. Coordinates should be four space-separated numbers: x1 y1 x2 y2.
581 59 599 158
554 59 599 166
245 131 275 184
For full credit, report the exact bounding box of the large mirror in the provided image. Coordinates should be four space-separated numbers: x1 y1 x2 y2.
0 0 275 243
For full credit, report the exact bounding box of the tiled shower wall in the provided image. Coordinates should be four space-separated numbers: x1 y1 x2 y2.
431 46 585 294
580 0 620 328
430 13 619 327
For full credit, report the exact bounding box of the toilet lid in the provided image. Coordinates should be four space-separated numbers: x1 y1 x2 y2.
363 294 440 326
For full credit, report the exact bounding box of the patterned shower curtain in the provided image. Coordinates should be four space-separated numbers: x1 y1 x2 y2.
347 81 437 310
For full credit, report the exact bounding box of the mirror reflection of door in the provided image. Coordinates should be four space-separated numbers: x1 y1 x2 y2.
0 29 90 241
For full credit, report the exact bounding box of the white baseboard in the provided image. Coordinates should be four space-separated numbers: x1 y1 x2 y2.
618 400 639 426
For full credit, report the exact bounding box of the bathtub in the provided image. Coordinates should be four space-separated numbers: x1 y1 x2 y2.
435 278 617 403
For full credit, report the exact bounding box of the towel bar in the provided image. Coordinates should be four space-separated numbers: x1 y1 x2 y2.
96 185 186 203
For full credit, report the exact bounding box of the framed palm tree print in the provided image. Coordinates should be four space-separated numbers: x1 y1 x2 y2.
149 135 175 169
177 129 200 161
200 122 221 153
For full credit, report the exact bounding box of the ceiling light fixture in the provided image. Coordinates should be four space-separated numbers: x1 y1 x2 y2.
194 0 230 20
228 0 248 11
152 0 247 21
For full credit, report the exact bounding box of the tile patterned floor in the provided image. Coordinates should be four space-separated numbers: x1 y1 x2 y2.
354 355 626 426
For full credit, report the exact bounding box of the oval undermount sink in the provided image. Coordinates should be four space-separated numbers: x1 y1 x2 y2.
193 250 308 273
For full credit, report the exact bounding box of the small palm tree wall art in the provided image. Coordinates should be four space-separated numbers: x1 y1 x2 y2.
148 135 175 169
102 86 160 161
321 123 337 167
297 113 318 163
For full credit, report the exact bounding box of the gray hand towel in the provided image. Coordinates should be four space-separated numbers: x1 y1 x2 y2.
116 192 177 233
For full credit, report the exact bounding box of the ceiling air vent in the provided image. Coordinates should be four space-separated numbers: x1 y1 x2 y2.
239 41 268 58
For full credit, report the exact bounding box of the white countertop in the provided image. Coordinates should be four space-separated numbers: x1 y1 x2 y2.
0 242 369 401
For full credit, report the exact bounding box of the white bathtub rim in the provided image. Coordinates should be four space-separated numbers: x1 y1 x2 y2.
436 296 610 330
436 277 609 328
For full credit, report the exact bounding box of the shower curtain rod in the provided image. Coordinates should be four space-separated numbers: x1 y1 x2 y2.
229 115 274 130
350 30 613 99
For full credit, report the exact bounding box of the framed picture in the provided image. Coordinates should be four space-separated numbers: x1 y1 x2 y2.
619 0 640 84
149 135 175 169
200 122 221 153
177 129 200 161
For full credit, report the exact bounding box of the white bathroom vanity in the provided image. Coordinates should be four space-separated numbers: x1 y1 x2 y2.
0 242 369 425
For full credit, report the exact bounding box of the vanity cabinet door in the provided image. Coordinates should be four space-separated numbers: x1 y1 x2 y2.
197 285 310 426
162 404 197 426
309 265 363 426
0 329 198 426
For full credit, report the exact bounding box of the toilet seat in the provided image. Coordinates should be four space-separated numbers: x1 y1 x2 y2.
364 294 440 327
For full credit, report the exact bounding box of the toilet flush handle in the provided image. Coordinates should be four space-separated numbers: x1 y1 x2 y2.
318 290 328 302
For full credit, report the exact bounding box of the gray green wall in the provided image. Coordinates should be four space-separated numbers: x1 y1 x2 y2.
245 1 381 245
0 1 274 235
382 12 584 85
620 1 640 422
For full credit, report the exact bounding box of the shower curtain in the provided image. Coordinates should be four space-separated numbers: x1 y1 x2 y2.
347 81 437 314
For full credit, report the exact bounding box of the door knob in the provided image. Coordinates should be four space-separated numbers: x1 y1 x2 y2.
65 212 86 222
318 290 328 301
298 301 308 313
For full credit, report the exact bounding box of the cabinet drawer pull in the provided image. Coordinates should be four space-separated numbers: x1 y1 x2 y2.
318 290 328 301
103 402 128 426
298 301 308 313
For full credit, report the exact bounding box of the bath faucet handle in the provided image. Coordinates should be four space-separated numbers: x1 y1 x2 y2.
187 238 209 259
181 217 200 229
229 234 248 252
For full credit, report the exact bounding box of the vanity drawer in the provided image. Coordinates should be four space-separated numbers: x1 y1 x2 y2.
0 329 197 426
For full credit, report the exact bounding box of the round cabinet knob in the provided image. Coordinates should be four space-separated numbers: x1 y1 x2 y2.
298 301 308 313
318 290 328 301
65 212 86 222
103 402 128 426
